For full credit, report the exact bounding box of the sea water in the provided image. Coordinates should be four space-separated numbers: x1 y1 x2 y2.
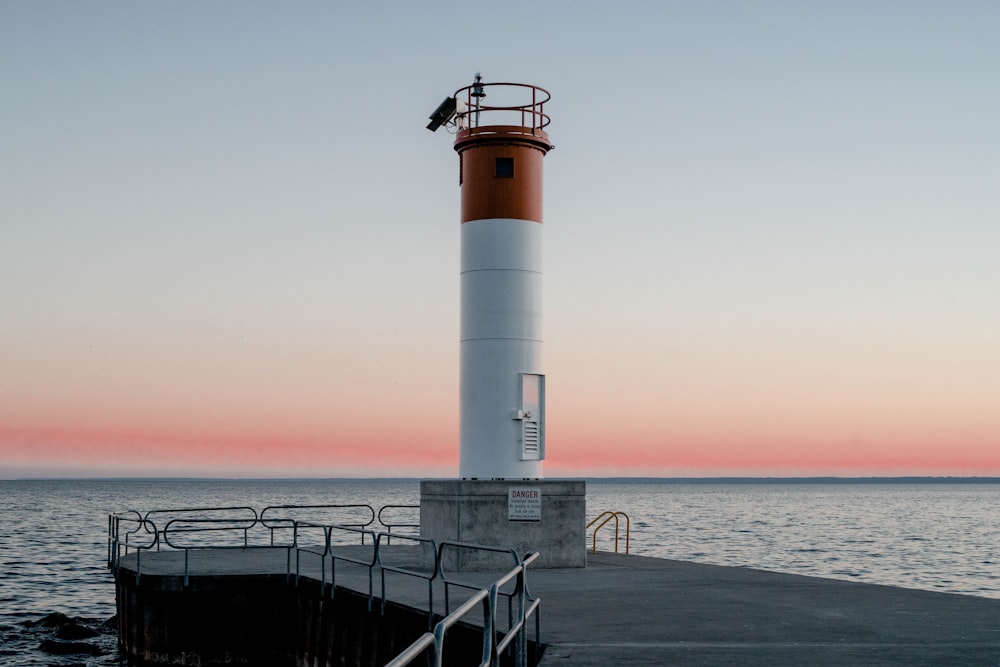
0 479 997 666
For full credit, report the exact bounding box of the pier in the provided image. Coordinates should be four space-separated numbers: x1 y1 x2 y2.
110 508 1000 666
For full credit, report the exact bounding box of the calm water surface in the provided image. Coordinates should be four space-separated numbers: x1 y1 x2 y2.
587 482 999 598
1 479 997 666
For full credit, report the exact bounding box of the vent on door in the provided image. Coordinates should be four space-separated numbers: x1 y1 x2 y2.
522 421 540 458
518 373 545 461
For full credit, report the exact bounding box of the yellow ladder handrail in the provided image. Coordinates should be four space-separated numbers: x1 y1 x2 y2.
586 511 630 554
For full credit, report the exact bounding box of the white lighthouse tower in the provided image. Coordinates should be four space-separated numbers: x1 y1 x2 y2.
421 75 585 568
453 76 551 480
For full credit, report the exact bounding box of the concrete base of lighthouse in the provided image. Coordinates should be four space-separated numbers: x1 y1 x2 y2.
419 479 586 570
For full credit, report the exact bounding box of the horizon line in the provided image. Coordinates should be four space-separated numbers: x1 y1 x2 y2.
4 475 1000 483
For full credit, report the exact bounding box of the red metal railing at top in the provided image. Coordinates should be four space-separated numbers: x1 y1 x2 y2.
453 81 551 132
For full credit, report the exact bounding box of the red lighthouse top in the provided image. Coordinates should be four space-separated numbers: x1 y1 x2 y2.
427 75 554 223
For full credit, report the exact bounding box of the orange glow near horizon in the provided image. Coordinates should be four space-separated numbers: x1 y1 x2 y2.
3 241 998 480
4 411 998 478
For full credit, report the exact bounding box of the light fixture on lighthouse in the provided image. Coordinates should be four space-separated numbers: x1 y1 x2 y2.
426 96 457 132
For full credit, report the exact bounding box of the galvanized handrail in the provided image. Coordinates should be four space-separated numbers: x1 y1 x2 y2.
108 505 369 581
436 539 534 662
291 519 331 592
386 550 542 667
493 551 540 666
384 631 435 666
325 523 380 610
587 510 631 554
373 531 439 623
262 503 375 544
108 512 158 581
145 506 259 551
108 504 372 572
108 504 543 666
161 516 263 586
107 510 145 570
437 541 520 616
377 504 420 544
161 516 259 547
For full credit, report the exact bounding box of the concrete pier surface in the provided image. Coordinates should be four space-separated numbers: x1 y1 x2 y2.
118 547 1000 666
529 552 999 666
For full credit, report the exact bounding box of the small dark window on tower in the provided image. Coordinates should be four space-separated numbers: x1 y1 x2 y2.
495 157 514 178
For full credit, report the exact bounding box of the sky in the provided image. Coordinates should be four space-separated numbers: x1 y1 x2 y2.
2 1 998 479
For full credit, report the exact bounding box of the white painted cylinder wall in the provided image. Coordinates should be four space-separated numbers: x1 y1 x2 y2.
460 218 543 479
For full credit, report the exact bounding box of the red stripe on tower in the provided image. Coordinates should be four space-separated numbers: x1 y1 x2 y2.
456 126 550 223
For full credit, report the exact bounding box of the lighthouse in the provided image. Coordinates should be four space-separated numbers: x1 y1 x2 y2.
451 76 552 480
421 75 584 568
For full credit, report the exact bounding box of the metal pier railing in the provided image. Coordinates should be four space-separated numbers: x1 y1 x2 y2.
387 551 541 667
377 504 420 544
108 504 542 667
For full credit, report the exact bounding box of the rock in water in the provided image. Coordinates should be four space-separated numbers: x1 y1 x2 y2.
56 621 100 640
27 611 72 628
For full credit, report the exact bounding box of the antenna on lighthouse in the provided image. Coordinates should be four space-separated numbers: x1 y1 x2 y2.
471 72 486 127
